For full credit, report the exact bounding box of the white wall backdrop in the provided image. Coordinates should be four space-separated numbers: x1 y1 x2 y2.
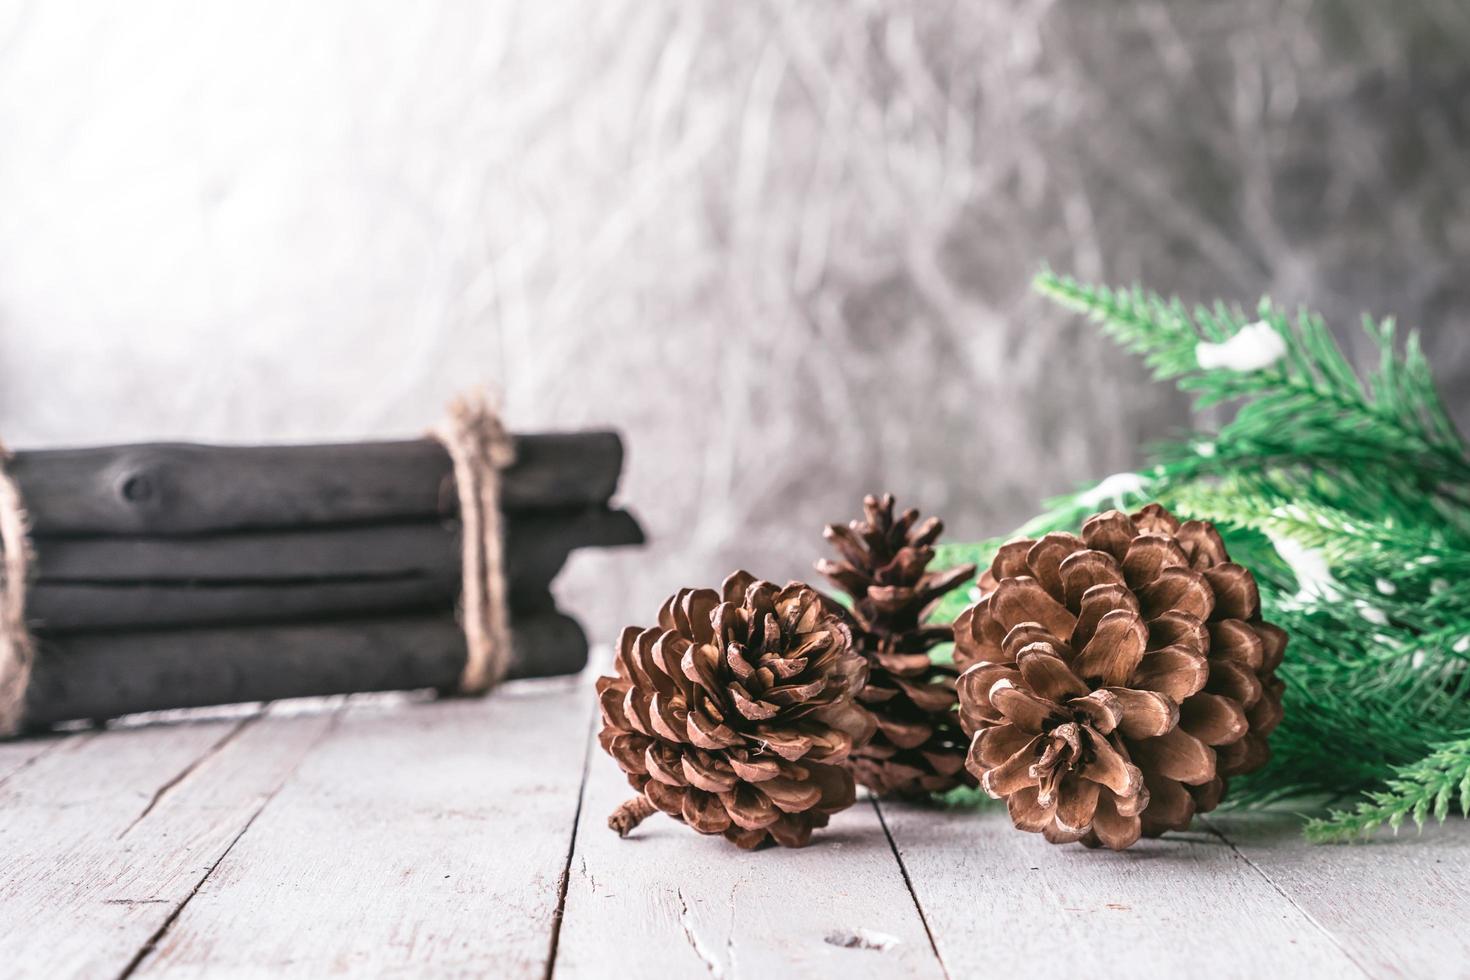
3 0 1469 639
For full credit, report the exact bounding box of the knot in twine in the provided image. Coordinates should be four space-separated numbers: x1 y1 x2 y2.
431 391 517 695
0 443 35 737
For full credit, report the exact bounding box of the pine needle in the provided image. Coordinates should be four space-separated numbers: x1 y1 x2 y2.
1305 737 1470 842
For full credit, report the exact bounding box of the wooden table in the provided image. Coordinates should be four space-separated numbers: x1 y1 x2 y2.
3 671 1466 979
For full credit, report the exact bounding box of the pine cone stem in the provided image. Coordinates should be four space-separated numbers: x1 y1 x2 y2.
608 795 657 837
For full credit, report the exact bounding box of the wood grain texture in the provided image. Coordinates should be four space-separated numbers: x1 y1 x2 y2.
4 673 1470 978
128 678 593 979
877 801 1371 979
24 611 588 726
29 577 459 632
34 521 457 581
554 741 945 978
1209 813 1470 978
27 507 642 630
9 433 626 535
0 732 68 785
0 707 335 980
32 509 641 581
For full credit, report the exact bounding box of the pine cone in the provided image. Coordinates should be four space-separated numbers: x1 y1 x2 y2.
816 494 977 798
597 571 875 849
953 503 1286 849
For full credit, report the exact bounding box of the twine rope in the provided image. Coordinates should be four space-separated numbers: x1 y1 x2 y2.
432 392 517 694
0 443 35 737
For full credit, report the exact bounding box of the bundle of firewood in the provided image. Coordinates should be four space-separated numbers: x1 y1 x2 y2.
8 433 641 728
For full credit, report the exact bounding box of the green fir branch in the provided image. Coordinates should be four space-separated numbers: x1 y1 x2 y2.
1305 737 1470 842
1035 271 1470 491
1165 482 1470 574
930 539 1000 625
935 271 1470 840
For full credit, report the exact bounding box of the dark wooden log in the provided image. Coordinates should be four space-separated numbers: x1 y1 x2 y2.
22 610 588 727
34 521 459 581
31 508 640 581
27 508 642 631
28 579 457 632
8 432 624 536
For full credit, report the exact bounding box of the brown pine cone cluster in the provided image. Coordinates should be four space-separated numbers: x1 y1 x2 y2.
954 504 1285 849
816 494 977 798
597 571 875 849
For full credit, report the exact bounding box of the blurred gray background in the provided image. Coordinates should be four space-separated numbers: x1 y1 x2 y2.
2 1 1468 642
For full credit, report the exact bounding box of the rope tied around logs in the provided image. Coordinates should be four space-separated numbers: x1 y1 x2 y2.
0 443 36 737
432 391 517 695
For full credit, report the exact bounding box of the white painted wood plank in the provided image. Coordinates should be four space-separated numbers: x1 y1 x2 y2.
0 731 75 784
132 678 593 979
1209 813 1470 979
554 731 945 979
0 706 333 980
880 802 1370 980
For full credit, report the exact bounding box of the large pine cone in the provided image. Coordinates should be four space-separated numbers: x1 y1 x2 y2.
816 494 976 798
953 504 1286 849
597 571 875 849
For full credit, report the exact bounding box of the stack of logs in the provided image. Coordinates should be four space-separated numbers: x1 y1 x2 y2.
7 433 641 729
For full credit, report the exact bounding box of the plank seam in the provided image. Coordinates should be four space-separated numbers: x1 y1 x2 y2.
41 570 430 588
676 888 723 977
112 706 344 980
0 732 88 791
873 799 952 980
116 714 260 840
1202 816 1375 979
543 684 597 980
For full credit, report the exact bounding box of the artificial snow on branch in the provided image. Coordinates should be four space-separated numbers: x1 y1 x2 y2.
1194 320 1288 372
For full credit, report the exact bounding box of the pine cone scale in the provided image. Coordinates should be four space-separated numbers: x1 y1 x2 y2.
1091 793 1142 850
1108 687 1177 738
990 577 1076 640
1007 786 1052 832
983 735 1045 797
1132 647 1208 700
1055 776 1102 833
1142 771 1195 824
683 791 731 834
1131 727 1216 785
1073 610 1146 686
1078 733 1143 799
1180 692 1249 745
1015 648 1086 700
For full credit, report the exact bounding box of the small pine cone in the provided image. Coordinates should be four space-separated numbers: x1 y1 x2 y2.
816 494 977 798
597 571 875 849
953 503 1286 850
